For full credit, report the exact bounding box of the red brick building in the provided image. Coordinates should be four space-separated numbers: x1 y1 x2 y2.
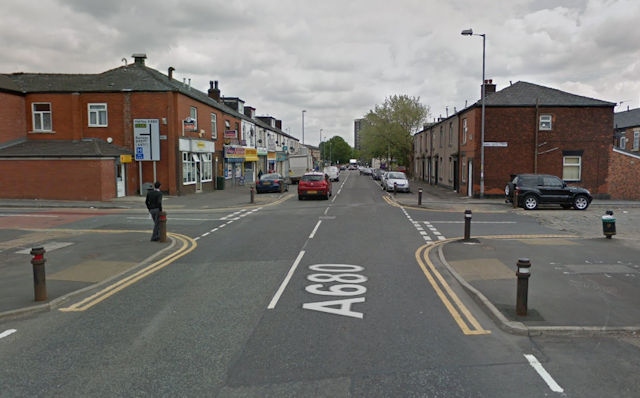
0 54 297 201
415 81 617 199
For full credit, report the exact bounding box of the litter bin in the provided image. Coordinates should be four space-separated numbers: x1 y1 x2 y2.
602 210 616 239
216 176 225 190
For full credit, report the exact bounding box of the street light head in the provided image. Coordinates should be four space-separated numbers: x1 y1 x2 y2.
461 28 473 36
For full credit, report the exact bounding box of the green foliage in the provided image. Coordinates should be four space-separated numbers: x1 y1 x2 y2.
359 95 429 172
320 135 352 166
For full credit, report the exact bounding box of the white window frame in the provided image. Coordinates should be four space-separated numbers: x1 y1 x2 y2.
201 153 213 181
88 103 108 127
619 136 627 150
182 152 197 185
539 114 552 131
189 107 198 130
562 155 582 181
211 113 217 140
633 130 640 151
32 102 52 132
462 118 468 144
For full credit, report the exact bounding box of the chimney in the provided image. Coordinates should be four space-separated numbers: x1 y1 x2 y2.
168 67 175 80
483 79 496 97
132 53 147 65
208 80 221 102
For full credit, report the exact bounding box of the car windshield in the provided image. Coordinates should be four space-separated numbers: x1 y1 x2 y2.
388 172 406 179
302 174 324 182
261 173 280 181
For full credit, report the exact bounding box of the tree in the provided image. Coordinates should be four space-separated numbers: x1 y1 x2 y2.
359 95 429 175
320 135 352 166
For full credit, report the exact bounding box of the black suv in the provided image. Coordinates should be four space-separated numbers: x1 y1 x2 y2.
505 174 592 210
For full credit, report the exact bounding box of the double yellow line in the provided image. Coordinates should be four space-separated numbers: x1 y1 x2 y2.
60 233 197 312
415 242 491 335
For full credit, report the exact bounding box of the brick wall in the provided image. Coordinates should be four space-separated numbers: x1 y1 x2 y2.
0 93 26 144
0 158 116 201
607 149 640 200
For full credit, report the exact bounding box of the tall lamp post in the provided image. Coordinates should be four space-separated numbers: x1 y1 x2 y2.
320 128 323 166
461 28 486 198
302 109 306 145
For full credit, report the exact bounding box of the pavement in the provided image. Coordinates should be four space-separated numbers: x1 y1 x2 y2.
2 176 640 336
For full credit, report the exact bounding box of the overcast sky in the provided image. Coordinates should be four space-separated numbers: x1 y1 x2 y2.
3 0 639 146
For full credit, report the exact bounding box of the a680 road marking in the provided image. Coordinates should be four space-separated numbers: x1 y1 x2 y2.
302 264 367 319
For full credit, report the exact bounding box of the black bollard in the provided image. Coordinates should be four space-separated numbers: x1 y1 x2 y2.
516 258 532 316
30 247 47 301
418 188 423 205
463 209 472 241
393 182 397 196
250 186 255 204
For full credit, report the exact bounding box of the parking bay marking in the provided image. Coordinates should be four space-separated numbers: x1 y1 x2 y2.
415 242 491 335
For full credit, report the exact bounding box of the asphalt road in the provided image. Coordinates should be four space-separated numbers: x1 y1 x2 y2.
1 171 639 397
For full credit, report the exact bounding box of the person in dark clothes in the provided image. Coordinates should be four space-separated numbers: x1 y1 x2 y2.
145 181 163 241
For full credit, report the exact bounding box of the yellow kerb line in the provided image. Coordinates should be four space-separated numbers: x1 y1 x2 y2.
59 233 197 312
415 243 491 335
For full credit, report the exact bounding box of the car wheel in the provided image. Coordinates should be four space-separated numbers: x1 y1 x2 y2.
523 194 539 210
573 195 590 210
298 195 303 200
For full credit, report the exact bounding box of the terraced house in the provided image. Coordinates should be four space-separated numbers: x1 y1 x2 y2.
413 81 639 199
0 54 299 201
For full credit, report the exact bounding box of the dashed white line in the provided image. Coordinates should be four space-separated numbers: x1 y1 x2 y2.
0 329 17 339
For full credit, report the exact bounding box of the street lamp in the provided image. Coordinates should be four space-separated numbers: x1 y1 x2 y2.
302 110 306 144
320 128 323 165
461 28 486 198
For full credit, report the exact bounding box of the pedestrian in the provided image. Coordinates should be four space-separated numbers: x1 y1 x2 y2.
145 181 163 241
258 169 263 179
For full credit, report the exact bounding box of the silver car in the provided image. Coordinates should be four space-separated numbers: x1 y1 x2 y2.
382 171 410 192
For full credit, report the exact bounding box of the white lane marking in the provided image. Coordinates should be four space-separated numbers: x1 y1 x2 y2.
16 241 74 254
268 250 306 309
309 220 322 239
0 329 17 339
524 354 564 393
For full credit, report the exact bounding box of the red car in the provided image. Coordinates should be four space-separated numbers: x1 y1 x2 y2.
298 172 332 200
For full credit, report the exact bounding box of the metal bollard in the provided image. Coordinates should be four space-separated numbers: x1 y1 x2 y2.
250 186 255 204
516 258 531 316
158 211 167 242
30 247 47 301
418 188 423 205
463 209 472 241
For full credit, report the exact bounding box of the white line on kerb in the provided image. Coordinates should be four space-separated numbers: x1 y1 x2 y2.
268 250 306 309
524 354 564 393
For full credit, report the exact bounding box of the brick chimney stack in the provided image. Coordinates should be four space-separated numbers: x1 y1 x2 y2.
483 79 496 96
208 80 221 102
132 53 147 65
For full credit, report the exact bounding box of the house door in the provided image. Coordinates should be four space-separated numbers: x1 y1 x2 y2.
116 163 126 198
467 160 473 197
195 154 203 192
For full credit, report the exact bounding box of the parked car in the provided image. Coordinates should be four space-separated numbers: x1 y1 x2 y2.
372 168 385 181
255 173 288 193
359 167 372 176
323 166 340 182
298 172 332 200
382 171 410 192
505 173 592 210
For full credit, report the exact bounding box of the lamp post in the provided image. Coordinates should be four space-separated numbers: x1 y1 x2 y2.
302 110 306 144
320 128 323 166
461 28 486 198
